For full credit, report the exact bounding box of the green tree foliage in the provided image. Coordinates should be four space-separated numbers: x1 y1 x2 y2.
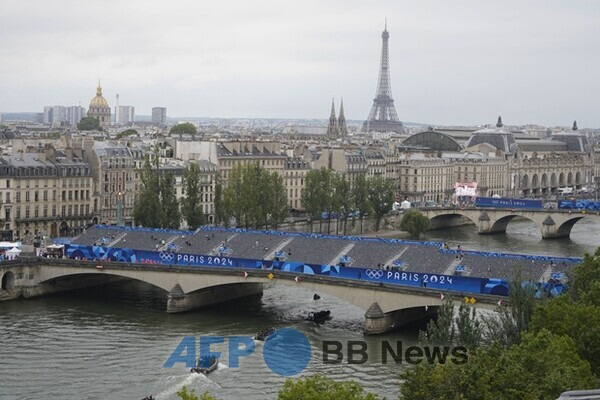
170 122 197 137
401 330 596 400
570 247 600 307
132 151 181 229
77 116 100 131
367 175 395 231
177 386 219 400
400 209 430 238
116 129 138 139
352 174 371 234
180 162 206 230
161 171 182 229
333 174 352 235
222 163 287 229
483 272 536 346
213 176 227 226
277 374 380 400
530 297 600 377
301 169 326 232
419 299 482 349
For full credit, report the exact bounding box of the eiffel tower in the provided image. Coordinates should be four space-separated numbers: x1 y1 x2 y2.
362 23 404 133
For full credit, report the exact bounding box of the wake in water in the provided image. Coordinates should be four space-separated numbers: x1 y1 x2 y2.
154 366 226 400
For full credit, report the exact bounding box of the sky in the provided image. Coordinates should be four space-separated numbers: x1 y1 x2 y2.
0 0 599 127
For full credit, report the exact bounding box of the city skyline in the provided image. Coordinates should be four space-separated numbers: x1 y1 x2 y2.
1 0 599 127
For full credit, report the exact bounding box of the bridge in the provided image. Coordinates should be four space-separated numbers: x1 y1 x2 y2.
420 207 600 239
0 257 502 335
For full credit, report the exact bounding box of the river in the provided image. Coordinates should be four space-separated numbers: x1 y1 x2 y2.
1 219 598 400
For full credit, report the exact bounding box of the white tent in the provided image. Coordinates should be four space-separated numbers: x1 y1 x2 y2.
401 200 411 210
5 247 21 260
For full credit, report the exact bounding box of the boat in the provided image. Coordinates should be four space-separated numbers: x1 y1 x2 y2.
307 310 331 324
255 327 276 341
190 355 219 374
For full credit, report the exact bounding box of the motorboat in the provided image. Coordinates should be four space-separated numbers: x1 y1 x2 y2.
307 310 331 324
190 355 218 374
255 327 276 341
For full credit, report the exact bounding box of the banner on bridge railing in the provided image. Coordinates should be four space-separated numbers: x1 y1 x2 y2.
64 244 510 297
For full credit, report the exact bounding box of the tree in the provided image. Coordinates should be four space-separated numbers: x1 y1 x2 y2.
401 330 596 400
181 163 206 230
333 174 352 235
400 209 430 238
277 374 380 400
161 172 181 229
77 116 100 131
268 172 288 230
170 122 197 137
302 169 325 233
530 297 600 377
570 247 600 307
483 271 536 346
352 175 371 234
177 386 219 400
366 175 395 231
418 298 455 346
214 176 227 226
133 155 164 227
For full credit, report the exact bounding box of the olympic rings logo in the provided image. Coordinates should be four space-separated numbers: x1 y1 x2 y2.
365 269 384 279
159 252 175 262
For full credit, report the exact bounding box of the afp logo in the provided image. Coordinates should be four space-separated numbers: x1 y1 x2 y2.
163 328 312 376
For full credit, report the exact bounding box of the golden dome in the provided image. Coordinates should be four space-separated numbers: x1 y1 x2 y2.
89 80 109 108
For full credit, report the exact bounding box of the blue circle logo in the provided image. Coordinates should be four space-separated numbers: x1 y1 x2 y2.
263 328 311 376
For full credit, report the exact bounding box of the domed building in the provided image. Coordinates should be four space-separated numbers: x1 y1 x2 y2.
87 80 111 127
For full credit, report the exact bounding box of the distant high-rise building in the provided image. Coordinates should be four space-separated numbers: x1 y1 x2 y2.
66 106 85 126
362 23 404 134
52 106 67 125
87 80 111 127
152 107 167 126
116 105 135 125
43 106 53 124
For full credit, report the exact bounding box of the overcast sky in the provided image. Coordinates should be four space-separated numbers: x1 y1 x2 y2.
1 0 599 127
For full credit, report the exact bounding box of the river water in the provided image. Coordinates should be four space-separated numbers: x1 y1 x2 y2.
1 219 599 400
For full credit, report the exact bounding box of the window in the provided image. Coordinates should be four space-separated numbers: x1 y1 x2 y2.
34 206 39 218
25 206 30 219
16 207 20 219
34 191 39 202
16 192 20 203
6 180 9 188
52 205 56 217
25 191 30 202
43 205 48 217
61 205 66 217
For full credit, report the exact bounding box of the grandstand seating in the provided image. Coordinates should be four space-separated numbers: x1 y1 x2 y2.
72 226 125 246
70 225 580 283
397 246 455 274
346 242 407 269
226 233 287 260
284 236 348 265
171 230 236 255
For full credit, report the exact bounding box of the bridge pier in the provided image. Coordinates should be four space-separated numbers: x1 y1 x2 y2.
364 302 438 335
166 283 263 313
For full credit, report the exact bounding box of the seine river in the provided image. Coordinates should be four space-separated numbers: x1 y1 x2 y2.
1 219 599 400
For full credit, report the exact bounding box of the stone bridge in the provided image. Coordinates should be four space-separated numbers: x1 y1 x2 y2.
421 207 599 239
0 257 501 335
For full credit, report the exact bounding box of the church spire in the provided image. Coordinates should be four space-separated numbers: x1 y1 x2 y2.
96 79 102 96
327 98 339 137
338 98 348 137
572 120 578 131
496 115 503 128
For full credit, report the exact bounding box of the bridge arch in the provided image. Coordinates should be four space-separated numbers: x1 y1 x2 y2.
1 271 15 290
555 216 585 238
488 214 538 234
427 212 479 231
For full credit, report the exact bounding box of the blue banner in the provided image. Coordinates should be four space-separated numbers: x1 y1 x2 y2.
476 197 542 209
